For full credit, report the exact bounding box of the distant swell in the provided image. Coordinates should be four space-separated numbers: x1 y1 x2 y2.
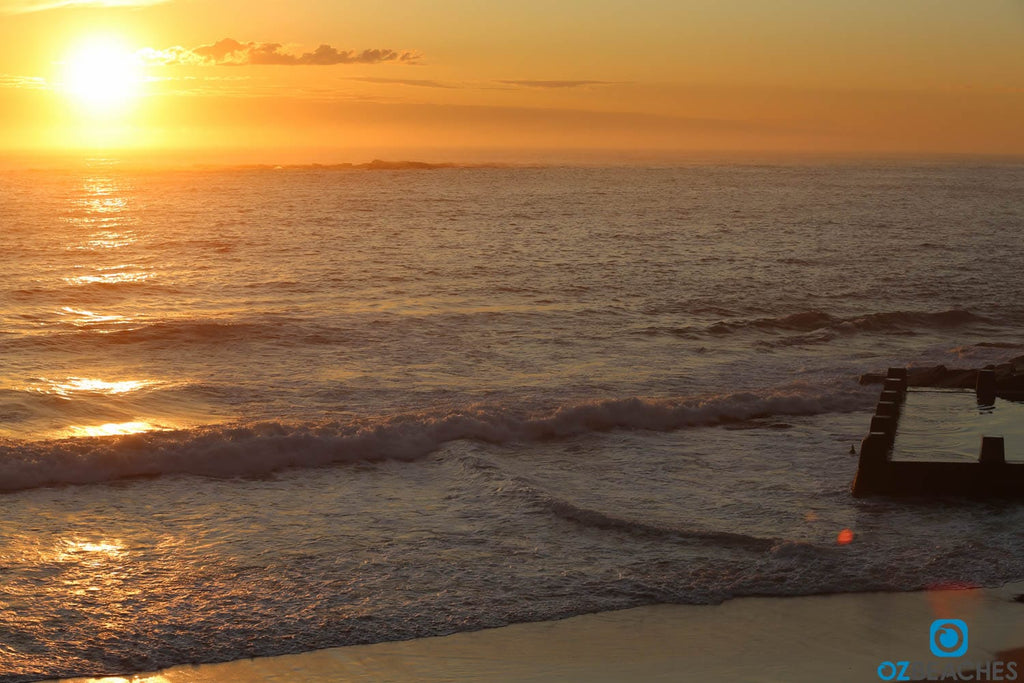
1 317 347 351
3 308 998 353
0 387 872 493
709 308 990 336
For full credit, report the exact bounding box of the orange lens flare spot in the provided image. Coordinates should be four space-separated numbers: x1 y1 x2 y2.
837 528 855 545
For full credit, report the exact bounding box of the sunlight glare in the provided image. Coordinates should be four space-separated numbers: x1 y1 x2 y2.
62 38 144 114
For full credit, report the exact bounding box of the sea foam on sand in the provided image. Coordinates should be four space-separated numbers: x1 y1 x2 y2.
51 582 1024 683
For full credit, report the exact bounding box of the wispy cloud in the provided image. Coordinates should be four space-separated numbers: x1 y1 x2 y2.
498 80 614 89
0 74 47 89
142 38 420 67
347 77 454 89
0 0 166 13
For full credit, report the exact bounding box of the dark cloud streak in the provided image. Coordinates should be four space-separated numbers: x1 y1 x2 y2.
498 80 614 89
347 77 455 89
150 38 420 66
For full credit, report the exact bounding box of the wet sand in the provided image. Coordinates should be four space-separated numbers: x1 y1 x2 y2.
51 581 1024 683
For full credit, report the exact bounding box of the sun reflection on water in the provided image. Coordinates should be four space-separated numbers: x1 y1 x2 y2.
58 306 137 331
79 195 129 214
64 269 153 286
61 175 141 260
81 176 119 197
26 376 158 396
54 538 128 563
67 421 163 437
20 375 172 437
70 230 138 250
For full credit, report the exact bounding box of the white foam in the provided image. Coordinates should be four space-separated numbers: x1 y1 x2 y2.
0 386 874 492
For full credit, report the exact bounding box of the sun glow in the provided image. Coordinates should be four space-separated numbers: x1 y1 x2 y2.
62 38 144 114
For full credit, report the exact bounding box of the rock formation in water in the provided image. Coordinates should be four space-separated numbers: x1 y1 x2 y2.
859 354 1024 394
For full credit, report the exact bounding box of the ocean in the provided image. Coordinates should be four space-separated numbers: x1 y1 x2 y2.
1 160 1023 681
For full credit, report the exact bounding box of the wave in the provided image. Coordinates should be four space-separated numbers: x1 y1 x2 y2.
94 319 289 345
0 317 347 351
0 380 230 426
0 386 872 493
10 278 181 299
708 308 991 337
635 309 997 344
1 309 557 351
5 307 1002 353
448 448 780 551
541 497 777 551
223 159 510 172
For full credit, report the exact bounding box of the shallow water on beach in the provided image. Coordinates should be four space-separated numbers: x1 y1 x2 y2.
2 161 1024 681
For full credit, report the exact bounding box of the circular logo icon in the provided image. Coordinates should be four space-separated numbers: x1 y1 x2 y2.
930 619 968 658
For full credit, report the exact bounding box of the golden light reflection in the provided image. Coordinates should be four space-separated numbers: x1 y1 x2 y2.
62 176 140 251
58 306 136 331
82 177 116 196
78 231 138 250
67 421 161 437
29 377 157 397
53 537 127 563
76 195 129 215
64 269 153 286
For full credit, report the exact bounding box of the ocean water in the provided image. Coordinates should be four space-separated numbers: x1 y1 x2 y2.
895 390 1024 461
1 161 1023 681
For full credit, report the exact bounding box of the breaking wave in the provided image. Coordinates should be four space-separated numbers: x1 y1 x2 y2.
0 386 872 493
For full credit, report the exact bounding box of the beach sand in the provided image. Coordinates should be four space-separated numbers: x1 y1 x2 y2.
50 581 1024 683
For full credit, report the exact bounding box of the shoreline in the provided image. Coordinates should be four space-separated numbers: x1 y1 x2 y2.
48 582 1024 683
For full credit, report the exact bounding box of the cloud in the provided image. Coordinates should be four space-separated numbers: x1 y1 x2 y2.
0 0 166 12
498 80 614 89
0 75 47 89
142 38 420 67
347 77 454 89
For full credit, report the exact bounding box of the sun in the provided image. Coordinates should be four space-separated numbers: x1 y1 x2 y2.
62 38 144 114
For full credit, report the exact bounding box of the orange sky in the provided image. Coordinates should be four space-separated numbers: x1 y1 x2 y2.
1 0 1022 161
